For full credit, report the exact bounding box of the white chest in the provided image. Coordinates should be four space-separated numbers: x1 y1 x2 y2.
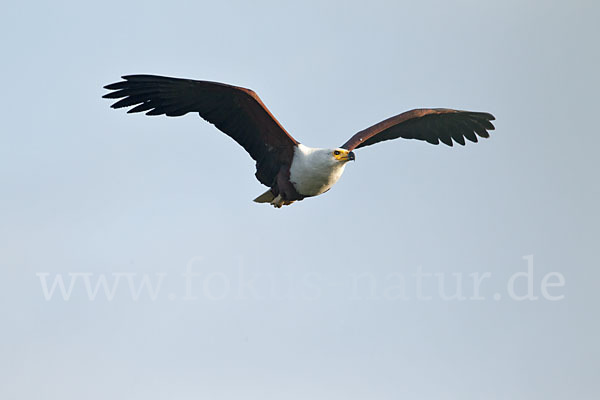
288 145 347 197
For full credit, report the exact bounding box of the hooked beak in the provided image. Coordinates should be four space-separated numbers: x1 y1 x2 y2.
336 150 356 162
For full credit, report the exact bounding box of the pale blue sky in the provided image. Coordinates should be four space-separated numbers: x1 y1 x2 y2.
1 1 599 399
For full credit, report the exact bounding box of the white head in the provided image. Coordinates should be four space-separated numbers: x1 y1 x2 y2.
311 147 356 167
289 145 356 197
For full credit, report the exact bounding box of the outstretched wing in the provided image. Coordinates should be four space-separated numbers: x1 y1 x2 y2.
103 74 299 186
341 108 495 150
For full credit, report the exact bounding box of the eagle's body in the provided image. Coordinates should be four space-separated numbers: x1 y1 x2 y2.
254 145 353 207
103 74 496 207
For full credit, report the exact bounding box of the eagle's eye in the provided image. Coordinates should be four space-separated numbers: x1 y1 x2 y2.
333 150 341 156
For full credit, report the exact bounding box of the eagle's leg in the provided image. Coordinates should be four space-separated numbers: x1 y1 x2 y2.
270 195 285 208
274 167 304 206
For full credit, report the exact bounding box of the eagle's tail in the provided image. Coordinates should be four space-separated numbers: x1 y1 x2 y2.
253 189 275 204
253 190 295 208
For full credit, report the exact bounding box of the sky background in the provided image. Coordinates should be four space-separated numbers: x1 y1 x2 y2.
1 0 599 399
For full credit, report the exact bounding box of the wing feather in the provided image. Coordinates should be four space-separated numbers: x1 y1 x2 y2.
103 75 298 186
341 108 495 150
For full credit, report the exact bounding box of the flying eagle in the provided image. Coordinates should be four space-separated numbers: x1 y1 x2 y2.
103 75 495 207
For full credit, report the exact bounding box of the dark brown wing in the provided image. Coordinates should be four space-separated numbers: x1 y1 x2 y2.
103 74 299 186
341 108 495 150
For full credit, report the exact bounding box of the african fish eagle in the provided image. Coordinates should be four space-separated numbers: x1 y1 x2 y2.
103 75 495 207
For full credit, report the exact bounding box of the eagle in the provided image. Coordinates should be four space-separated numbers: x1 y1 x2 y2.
103 75 495 207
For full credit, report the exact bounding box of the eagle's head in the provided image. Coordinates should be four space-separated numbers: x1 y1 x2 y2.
330 148 355 163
